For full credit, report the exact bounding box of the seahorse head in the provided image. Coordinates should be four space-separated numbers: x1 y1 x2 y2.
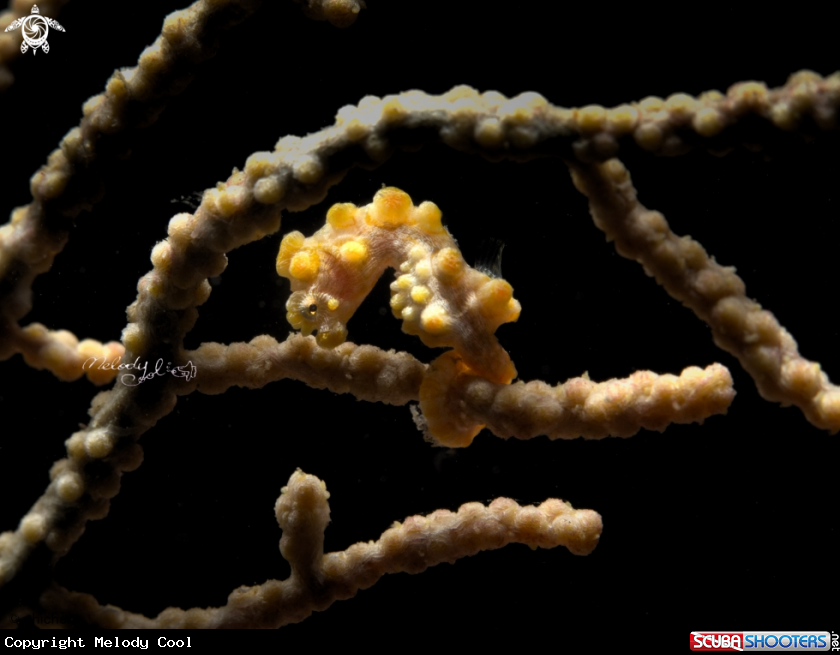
284 288 348 348
276 228 369 348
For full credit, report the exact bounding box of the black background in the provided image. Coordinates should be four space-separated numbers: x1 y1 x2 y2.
1 0 837 639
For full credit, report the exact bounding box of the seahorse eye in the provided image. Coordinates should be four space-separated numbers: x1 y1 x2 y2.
308 303 318 316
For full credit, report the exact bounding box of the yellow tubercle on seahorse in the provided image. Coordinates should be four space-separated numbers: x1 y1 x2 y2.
276 187 521 391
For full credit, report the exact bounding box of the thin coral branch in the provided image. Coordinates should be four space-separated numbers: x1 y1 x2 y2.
567 156 840 432
417 358 734 446
0 0 264 365
182 334 733 439
40 468 600 628
186 333 426 403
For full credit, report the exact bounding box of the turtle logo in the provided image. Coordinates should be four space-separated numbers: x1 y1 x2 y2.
4 5 66 55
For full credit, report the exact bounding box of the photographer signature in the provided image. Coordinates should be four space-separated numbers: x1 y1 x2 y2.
83 356 197 386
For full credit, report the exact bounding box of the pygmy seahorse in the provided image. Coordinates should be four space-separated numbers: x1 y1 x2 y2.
276 187 520 386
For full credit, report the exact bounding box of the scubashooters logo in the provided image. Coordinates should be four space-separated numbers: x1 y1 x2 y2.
690 631 833 651
4 5 66 55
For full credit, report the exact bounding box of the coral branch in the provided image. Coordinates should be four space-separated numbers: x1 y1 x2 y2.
40 469 600 628
0 0 263 363
417 356 734 446
185 333 426 404
12 322 124 384
568 157 840 432
182 334 733 441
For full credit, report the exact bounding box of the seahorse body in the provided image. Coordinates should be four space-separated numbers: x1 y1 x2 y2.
276 187 520 386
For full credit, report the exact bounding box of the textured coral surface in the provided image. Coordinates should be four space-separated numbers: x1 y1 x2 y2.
1 0 837 634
